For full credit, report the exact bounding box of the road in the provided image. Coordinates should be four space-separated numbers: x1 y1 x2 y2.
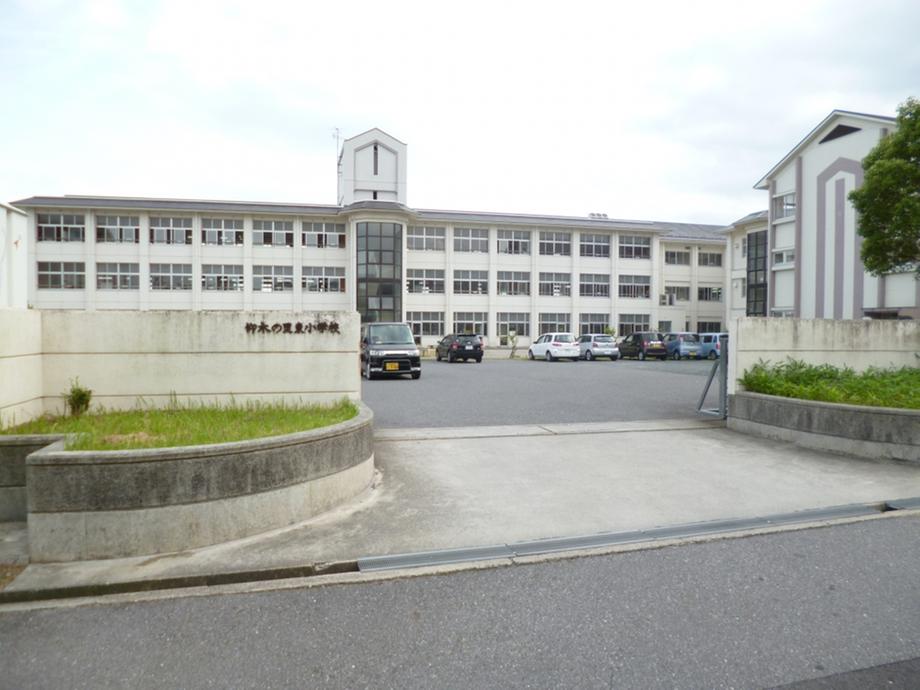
362 357 719 428
2 515 918 689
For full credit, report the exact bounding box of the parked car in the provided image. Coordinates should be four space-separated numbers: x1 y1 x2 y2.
663 332 701 360
436 333 484 363
698 332 728 359
618 331 667 360
577 333 620 361
528 333 580 361
360 322 421 379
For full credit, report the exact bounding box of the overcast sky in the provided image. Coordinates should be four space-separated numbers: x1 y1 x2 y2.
2 0 918 225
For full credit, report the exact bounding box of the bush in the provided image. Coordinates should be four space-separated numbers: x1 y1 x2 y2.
63 378 93 417
739 359 920 409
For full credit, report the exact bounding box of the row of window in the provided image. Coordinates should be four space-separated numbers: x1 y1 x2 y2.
36 262 346 293
664 250 723 267
405 312 723 338
36 214 346 249
405 269 722 301
407 226 655 258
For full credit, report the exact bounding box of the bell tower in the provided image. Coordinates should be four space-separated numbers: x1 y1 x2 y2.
337 128 407 206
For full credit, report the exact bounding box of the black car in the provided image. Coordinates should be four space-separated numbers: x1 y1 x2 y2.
360 322 421 379
618 331 667 360
436 334 484 363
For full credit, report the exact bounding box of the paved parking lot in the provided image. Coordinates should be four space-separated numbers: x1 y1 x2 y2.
362 357 720 428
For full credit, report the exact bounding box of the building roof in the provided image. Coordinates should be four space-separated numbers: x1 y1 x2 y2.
1 201 27 216
754 110 896 190
11 194 727 240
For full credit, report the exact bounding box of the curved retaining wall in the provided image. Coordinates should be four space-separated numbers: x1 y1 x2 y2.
728 392 920 464
24 403 375 562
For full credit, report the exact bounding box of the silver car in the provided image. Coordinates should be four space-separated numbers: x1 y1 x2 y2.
577 333 620 361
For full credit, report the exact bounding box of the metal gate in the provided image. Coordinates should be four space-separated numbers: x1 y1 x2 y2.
697 334 728 419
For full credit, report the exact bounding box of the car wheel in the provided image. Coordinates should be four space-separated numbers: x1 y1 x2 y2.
610 356 618 362
545 351 554 362
528 349 535 360
708 351 717 360
411 371 421 379
436 351 442 362
476 357 482 363
585 350 594 361
364 359 373 380
638 350 646 361
447 351 454 363
672 350 680 360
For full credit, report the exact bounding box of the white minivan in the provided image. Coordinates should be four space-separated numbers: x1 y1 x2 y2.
528 333 580 361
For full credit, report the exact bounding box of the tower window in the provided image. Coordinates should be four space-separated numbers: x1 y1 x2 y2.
373 144 378 175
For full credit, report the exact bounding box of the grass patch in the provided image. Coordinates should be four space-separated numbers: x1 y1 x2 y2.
1 399 358 451
739 359 920 409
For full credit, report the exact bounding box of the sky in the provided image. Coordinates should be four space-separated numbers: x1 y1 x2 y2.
1 0 918 225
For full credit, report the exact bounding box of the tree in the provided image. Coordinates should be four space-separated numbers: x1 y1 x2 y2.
849 97 920 277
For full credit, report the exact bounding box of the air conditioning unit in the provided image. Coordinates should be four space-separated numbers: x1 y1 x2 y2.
659 293 676 306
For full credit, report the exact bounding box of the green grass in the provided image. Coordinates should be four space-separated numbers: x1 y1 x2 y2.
1 399 358 451
739 359 920 409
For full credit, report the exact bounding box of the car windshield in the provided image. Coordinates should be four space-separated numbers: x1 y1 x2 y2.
553 334 574 342
594 335 613 343
368 324 415 345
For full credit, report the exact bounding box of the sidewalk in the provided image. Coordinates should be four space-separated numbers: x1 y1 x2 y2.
3 418 920 598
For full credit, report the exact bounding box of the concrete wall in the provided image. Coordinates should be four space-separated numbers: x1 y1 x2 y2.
0 435 64 521
0 309 44 427
25 403 374 561
729 392 919 463
728 317 920 395
0 309 359 424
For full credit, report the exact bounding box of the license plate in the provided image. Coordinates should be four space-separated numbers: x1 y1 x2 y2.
465 345 473 350
385 362 399 371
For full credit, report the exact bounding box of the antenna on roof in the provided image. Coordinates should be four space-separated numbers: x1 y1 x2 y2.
588 212 608 219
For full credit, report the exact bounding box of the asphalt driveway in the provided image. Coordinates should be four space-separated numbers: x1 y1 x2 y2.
362 357 719 428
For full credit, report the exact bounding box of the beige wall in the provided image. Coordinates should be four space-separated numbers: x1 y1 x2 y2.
1 309 359 424
0 309 44 426
728 317 920 394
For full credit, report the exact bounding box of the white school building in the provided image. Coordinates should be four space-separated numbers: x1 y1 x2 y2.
4 128 728 346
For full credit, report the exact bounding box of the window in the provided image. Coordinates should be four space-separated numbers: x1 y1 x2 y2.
539 272 571 297
201 264 244 291
150 263 192 290
664 285 690 301
746 230 768 316
454 227 489 253
772 193 796 220
96 262 139 290
37 213 85 242
698 252 722 267
253 265 293 292
538 313 571 334
698 321 722 332
698 286 723 302
539 231 571 256
772 249 796 266
96 215 139 243
497 312 530 337
407 226 445 251
454 312 488 336
580 233 610 258
252 219 294 247
497 229 530 255
579 273 610 297
619 235 650 259
497 271 530 296
406 311 444 337
201 218 244 246
302 266 346 292
658 320 672 333
618 313 650 336
453 270 488 295
357 222 402 323
149 217 192 244
618 274 651 299
37 261 85 289
303 222 346 249
407 269 445 294
664 250 690 265
579 313 609 335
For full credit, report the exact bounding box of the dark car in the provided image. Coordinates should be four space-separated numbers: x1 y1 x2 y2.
360 322 421 379
436 333 484 363
618 331 667 360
